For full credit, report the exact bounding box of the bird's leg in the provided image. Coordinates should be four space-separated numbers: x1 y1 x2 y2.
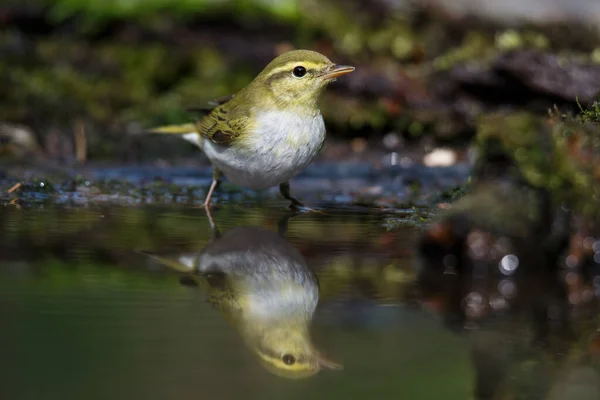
276 212 298 237
202 168 222 238
204 204 220 237
203 167 221 209
279 182 304 209
279 182 328 214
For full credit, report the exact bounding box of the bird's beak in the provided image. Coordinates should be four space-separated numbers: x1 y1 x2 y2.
317 353 344 370
320 64 355 80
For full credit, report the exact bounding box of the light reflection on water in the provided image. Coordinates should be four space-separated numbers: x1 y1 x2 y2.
0 206 598 399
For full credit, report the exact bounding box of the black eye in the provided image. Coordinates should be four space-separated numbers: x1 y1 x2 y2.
292 66 306 78
282 354 296 365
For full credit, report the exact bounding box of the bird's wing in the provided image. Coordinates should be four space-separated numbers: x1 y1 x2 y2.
148 95 235 137
196 101 251 146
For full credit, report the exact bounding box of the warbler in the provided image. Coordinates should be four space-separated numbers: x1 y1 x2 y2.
141 221 342 378
150 50 354 209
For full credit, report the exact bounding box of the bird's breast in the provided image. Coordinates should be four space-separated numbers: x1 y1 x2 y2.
203 111 325 190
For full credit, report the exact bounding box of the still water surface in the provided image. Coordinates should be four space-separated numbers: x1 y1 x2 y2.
0 206 597 399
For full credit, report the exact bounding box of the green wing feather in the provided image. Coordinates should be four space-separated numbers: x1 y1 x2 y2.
149 94 250 147
196 100 251 146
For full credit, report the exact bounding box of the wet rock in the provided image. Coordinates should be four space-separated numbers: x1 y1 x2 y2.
432 50 600 136
495 51 600 106
0 122 40 158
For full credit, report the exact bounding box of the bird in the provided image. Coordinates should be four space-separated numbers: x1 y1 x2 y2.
149 49 354 210
139 217 342 379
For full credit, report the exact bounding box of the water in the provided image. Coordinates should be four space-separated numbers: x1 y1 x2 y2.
0 205 598 399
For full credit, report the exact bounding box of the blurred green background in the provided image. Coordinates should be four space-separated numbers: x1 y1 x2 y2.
2 0 600 163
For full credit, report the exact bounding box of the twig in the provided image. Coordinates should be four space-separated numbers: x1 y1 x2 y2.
74 119 87 163
7 182 21 194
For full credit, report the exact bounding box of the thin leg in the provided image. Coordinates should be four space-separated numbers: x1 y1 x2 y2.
277 213 294 237
202 168 222 239
279 182 304 209
203 168 221 208
205 204 218 235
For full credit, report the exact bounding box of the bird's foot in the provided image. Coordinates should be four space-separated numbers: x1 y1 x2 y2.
288 201 327 215
195 199 215 210
194 202 218 232
288 198 304 209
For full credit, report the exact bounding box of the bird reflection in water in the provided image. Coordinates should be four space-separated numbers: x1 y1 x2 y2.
141 213 342 379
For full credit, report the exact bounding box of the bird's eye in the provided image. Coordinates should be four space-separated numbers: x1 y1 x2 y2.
281 354 296 365
292 66 307 78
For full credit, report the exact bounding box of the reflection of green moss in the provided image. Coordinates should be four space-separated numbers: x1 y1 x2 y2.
27 258 180 289
449 183 545 238
0 206 419 304
492 323 600 400
315 258 415 302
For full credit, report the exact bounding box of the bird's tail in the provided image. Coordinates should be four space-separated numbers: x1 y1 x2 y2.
148 123 196 135
148 123 202 148
136 250 211 290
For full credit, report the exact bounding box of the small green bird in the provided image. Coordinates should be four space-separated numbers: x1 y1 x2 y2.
141 220 342 378
150 49 354 209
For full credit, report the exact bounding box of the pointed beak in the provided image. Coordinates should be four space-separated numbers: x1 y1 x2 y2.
320 64 355 80
317 353 344 370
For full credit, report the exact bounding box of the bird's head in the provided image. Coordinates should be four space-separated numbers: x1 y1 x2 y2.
250 49 354 111
248 322 343 379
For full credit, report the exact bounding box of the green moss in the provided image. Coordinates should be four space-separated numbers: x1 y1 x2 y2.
495 29 549 51
433 31 495 70
44 0 302 24
476 112 570 190
3 0 600 154
577 98 600 124
474 111 600 225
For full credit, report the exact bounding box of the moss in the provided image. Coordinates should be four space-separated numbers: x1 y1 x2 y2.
434 183 471 204
383 210 434 230
495 29 549 51
44 0 302 24
433 31 496 71
475 112 570 191
474 110 599 227
548 102 600 222
3 0 600 156
552 124 600 221
577 98 600 124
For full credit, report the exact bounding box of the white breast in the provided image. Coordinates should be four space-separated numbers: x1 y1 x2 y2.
245 284 318 321
202 111 325 190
